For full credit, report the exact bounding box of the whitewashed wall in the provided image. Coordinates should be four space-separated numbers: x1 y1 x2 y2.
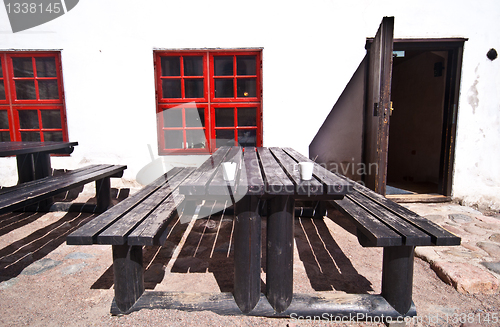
0 0 499 209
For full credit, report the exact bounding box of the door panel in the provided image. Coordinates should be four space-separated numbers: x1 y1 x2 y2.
364 17 394 195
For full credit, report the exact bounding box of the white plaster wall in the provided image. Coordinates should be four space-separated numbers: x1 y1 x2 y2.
0 0 499 209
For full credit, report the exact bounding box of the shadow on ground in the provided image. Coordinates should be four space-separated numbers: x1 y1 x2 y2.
90 200 374 294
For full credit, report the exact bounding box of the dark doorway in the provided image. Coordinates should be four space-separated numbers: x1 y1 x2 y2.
386 40 465 199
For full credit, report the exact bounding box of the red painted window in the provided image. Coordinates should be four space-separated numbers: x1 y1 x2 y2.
155 50 262 154
0 52 68 142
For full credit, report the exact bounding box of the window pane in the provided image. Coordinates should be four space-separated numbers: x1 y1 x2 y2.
214 56 233 76
0 81 5 100
19 110 39 129
186 129 207 149
41 110 62 128
215 129 235 148
15 80 36 100
237 107 257 126
13 57 34 77
185 108 204 127
184 79 204 98
21 131 41 141
214 79 233 98
237 56 256 75
163 108 183 127
0 110 9 129
35 57 57 77
0 131 10 142
43 131 63 142
0 60 3 77
238 130 257 147
162 79 182 98
184 56 203 76
38 80 59 99
164 130 184 149
161 57 181 76
237 78 256 97
215 108 234 127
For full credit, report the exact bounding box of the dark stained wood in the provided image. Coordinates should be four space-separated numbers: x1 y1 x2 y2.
257 147 294 195
237 147 264 196
0 141 78 156
269 147 323 196
282 147 351 196
112 244 144 314
178 146 231 196
66 167 186 245
0 164 126 214
207 147 243 196
332 197 402 247
347 192 431 246
233 195 261 313
97 167 194 245
266 195 294 313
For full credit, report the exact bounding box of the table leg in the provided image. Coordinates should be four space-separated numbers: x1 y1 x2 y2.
112 245 145 314
16 154 35 184
233 195 261 313
381 246 415 315
95 177 112 213
266 195 294 313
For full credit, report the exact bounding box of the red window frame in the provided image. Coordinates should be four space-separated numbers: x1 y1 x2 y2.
154 49 263 155
0 52 68 142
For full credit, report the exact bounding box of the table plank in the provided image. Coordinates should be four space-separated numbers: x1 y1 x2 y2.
282 147 351 196
269 147 323 196
207 147 243 196
0 141 78 156
179 146 232 196
237 147 264 196
257 147 294 195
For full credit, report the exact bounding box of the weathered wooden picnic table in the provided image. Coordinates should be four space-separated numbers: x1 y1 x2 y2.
67 146 460 322
0 141 126 213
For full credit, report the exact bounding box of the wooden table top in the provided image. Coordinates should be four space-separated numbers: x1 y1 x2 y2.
0 141 78 156
179 146 351 199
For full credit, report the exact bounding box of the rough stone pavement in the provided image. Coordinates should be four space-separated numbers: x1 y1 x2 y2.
404 202 500 295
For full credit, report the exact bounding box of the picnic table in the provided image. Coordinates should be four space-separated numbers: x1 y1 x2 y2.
178 146 351 313
0 141 78 183
0 141 126 213
67 146 460 321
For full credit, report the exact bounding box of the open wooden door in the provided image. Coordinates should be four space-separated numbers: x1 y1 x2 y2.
363 17 394 195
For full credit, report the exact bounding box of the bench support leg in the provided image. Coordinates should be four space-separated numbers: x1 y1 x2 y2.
233 195 261 313
381 246 415 315
266 195 294 313
112 245 144 314
95 177 112 213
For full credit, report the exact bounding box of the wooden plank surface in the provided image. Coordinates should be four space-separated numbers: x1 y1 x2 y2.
179 147 231 196
97 167 195 245
331 197 402 247
257 147 294 195
282 147 350 196
0 164 127 214
269 147 323 196
237 147 264 196
347 192 431 246
0 141 78 156
207 147 243 196
66 167 186 245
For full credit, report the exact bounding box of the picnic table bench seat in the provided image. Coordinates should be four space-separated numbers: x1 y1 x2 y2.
0 164 126 214
67 166 195 314
324 174 461 315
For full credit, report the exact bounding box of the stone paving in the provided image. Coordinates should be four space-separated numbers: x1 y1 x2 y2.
403 202 500 295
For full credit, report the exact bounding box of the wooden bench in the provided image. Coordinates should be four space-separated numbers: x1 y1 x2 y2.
0 164 127 214
324 175 461 316
66 166 195 314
